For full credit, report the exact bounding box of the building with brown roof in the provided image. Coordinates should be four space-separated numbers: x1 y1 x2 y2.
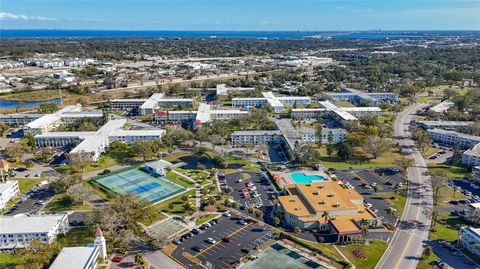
276 181 378 244
0 159 9 182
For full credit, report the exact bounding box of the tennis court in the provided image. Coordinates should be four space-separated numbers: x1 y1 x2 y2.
92 167 185 203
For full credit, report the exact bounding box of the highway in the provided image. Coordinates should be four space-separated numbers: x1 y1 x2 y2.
376 103 433 269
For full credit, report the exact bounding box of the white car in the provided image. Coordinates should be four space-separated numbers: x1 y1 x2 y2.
365 202 373 208
207 237 216 244
223 211 231 217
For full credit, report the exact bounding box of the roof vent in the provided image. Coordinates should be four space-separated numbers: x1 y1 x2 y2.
314 190 320 195
335 202 340 207
318 185 324 189
294 207 301 210
319 200 326 204
328 193 335 197
289 199 296 202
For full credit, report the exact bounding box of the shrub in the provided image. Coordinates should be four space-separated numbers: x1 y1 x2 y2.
352 249 368 260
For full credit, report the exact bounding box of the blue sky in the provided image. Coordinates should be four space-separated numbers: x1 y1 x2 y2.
1 0 479 30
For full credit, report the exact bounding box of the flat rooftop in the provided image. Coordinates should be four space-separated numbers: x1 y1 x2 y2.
49 246 98 269
0 214 67 234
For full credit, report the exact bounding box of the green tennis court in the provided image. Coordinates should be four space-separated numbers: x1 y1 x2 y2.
92 167 185 203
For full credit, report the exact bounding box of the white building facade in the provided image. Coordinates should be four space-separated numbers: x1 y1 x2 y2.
0 180 19 210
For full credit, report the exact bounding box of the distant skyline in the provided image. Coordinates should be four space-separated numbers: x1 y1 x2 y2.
1 0 479 31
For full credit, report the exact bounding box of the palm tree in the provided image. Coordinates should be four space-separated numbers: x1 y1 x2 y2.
273 217 280 227
322 211 330 224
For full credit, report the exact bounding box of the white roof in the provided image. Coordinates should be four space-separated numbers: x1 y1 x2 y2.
0 214 67 234
319 100 339 109
35 132 96 138
232 97 267 101
232 130 282 136
196 103 211 123
158 98 194 102
96 119 127 135
145 159 173 171
291 108 329 112
0 180 17 194
262 91 283 108
430 100 454 113
110 129 165 137
210 110 248 115
49 247 98 269
54 104 82 115
419 121 474 126
140 93 165 109
111 98 147 102
25 114 61 129
341 107 382 112
332 109 358 121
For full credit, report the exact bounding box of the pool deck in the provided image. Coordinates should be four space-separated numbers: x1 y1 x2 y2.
272 170 331 186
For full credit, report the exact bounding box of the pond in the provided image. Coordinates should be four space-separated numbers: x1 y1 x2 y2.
0 98 61 110
179 154 245 170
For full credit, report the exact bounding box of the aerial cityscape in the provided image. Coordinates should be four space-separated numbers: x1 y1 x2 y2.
0 1 479 269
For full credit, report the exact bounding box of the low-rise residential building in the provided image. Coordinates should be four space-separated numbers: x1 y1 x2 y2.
0 180 19 210
231 130 283 144
473 166 480 183
324 88 397 106
35 119 165 161
290 102 382 124
154 103 249 125
49 246 100 269
459 227 480 259
417 121 474 131
277 181 377 243
0 214 69 249
232 91 311 113
428 129 480 149
462 144 480 167
109 98 147 111
110 93 195 115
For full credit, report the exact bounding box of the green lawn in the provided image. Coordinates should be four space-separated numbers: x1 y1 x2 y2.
337 240 388 269
82 180 110 199
317 146 402 170
427 164 470 178
166 171 195 188
417 248 439 269
16 178 44 194
429 214 465 243
43 194 93 212
195 214 218 225
0 253 21 269
422 146 438 158
84 155 119 172
436 185 467 207
155 190 196 216
142 210 168 227
57 226 96 247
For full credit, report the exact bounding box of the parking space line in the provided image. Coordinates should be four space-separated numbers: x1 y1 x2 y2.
194 222 253 257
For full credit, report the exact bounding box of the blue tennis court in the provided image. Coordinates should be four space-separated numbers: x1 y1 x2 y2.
92 167 185 203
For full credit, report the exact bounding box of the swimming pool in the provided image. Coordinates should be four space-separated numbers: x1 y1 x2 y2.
290 173 325 184
91 166 185 203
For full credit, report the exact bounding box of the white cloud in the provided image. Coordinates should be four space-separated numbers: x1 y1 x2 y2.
0 12 28 20
0 12 57 21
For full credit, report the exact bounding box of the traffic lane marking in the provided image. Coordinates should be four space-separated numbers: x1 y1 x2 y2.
194 222 253 257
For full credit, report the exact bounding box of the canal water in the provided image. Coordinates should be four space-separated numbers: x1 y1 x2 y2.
0 98 61 110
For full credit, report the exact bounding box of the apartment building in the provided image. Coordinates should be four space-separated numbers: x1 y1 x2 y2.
427 129 480 149
459 227 480 259
231 130 283 144
0 214 69 249
35 119 165 161
462 144 480 167
324 88 397 106
49 246 100 269
232 91 311 113
277 182 377 243
0 180 19 210
154 103 249 125
473 166 480 183
417 121 474 131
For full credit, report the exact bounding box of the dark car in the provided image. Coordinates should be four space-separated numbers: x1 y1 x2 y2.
223 237 232 243
192 245 204 252
192 228 200 235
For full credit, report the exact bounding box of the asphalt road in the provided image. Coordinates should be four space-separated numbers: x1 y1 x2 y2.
376 103 433 269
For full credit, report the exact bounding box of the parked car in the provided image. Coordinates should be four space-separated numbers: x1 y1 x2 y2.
207 237 216 244
223 211 231 217
112 256 123 263
193 245 203 252
223 237 232 243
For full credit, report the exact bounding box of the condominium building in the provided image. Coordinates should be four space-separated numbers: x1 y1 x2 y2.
110 93 195 115
459 227 480 259
0 214 69 249
324 88 397 106
35 119 165 161
417 121 474 131
0 114 43 125
231 130 283 144
49 246 100 269
277 182 378 243
290 102 382 124
19 104 104 136
154 103 249 125
0 180 19 210
462 144 480 167
232 91 311 113
189 84 255 97
427 129 480 149
473 166 480 183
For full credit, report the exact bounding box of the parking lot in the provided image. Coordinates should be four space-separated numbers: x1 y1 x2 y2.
334 169 405 225
5 184 54 215
171 213 273 268
221 171 275 217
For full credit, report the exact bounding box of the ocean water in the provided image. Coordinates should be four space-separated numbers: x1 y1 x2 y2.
1 29 476 39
